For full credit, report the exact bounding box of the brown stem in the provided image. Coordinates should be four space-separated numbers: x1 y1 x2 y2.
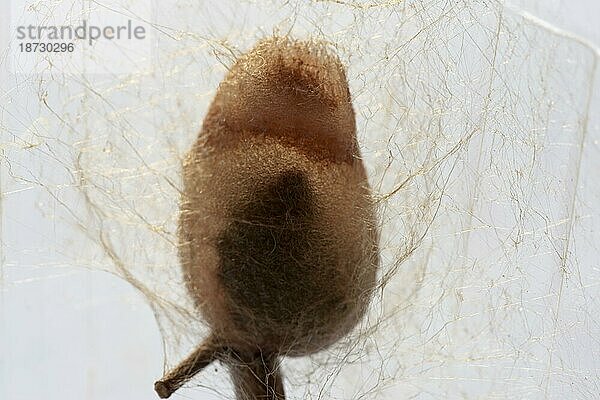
228 351 285 400
154 334 224 398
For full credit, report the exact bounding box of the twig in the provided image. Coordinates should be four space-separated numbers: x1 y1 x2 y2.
228 351 285 400
154 334 225 398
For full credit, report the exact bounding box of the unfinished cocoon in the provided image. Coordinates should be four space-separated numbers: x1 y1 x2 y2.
156 36 379 399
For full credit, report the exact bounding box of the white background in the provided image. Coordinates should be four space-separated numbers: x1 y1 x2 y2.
1 1 599 399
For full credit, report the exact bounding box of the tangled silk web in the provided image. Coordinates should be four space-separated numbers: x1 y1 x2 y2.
1 0 599 399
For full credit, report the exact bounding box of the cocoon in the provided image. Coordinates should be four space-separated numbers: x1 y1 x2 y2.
155 36 379 400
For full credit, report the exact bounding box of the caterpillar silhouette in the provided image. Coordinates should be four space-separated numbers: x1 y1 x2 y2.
155 37 380 400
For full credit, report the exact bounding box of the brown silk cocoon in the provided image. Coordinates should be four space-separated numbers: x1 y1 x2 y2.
167 36 379 398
